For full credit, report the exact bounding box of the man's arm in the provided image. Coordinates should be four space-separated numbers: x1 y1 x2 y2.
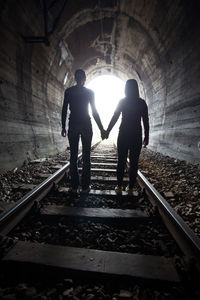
89 92 103 130
89 91 105 138
61 89 69 137
142 101 149 147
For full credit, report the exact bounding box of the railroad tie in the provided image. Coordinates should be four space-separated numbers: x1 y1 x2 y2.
57 188 139 197
40 205 148 220
91 176 129 182
2 241 180 283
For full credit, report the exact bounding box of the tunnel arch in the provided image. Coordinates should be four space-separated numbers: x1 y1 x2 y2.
50 7 165 86
0 0 200 172
49 6 167 142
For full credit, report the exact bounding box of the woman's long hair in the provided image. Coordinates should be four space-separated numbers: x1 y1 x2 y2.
125 79 139 99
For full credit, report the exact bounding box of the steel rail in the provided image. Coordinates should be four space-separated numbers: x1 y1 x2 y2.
0 141 100 235
124 151 200 268
137 170 200 269
114 144 199 266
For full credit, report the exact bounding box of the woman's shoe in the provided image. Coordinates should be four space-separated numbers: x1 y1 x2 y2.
69 187 79 194
81 186 91 193
115 186 122 195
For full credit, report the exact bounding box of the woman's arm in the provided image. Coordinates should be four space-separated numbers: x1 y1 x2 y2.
142 101 149 146
106 100 122 137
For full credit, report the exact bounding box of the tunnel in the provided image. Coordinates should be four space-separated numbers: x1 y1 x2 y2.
0 0 200 173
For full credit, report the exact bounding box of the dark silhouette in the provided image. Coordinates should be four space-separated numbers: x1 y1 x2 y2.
61 69 105 193
105 79 149 195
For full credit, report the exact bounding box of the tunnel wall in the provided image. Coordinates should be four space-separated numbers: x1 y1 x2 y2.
141 1 200 163
0 2 68 172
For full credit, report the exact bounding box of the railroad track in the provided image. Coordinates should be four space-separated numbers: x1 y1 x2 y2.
0 141 200 298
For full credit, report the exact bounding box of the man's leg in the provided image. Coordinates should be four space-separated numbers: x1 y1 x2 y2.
117 133 128 187
129 137 142 188
81 127 93 190
68 128 80 189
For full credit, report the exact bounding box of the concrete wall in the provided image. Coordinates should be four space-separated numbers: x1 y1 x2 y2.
143 0 200 163
0 1 68 172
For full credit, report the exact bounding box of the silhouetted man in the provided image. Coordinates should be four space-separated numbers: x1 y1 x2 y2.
105 79 149 195
61 69 105 193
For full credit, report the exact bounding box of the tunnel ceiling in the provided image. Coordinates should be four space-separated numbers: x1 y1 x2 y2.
4 0 199 93
37 0 197 88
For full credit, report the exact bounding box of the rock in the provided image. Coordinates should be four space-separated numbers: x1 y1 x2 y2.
20 184 36 190
73 286 83 296
96 287 106 297
13 167 18 173
40 296 48 300
63 287 73 298
30 158 47 163
164 191 174 198
58 187 69 193
193 190 199 196
46 288 57 297
85 294 95 300
75 236 83 246
119 245 127 250
12 184 22 189
15 283 28 293
24 287 37 298
170 198 176 202
119 290 133 298
63 279 73 288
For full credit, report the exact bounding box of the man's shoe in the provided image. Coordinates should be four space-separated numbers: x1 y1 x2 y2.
125 186 134 195
115 186 122 195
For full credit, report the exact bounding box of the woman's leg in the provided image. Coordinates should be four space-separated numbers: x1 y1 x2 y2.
117 133 128 187
129 136 142 188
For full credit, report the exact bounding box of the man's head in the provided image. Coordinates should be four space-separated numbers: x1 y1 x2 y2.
75 69 86 85
125 79 139 98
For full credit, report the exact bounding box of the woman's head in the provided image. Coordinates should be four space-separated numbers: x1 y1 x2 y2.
125 79 139 98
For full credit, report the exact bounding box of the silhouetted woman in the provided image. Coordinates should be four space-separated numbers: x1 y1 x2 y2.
106 79 149 195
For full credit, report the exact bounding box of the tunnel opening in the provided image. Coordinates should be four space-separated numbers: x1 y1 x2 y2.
86 74 125 140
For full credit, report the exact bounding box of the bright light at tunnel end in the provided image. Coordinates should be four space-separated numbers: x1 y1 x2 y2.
86 75 125 128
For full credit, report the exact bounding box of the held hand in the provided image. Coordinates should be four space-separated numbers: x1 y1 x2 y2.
100 129 107 140
61 129 66 137
105 130 110 139
143 137 148 148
